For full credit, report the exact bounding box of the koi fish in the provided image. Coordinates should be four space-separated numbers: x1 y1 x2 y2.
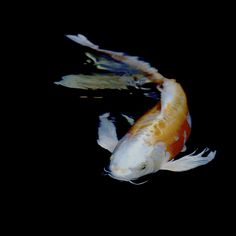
55 34 216 183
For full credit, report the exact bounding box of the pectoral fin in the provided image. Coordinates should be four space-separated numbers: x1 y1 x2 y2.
160 148 216 172
97 113 118 153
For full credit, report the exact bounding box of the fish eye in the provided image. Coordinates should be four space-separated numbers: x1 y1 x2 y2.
139 163 147 171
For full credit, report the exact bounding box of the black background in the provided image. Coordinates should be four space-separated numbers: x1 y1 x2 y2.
9 2 232 232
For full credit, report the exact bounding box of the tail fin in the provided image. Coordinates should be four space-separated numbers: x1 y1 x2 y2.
66 34 160 76
55 74 142 90
55 34 166 91
66 34 99 50
160 148 216 172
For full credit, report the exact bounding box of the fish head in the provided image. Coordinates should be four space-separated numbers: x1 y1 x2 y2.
108 135 159 181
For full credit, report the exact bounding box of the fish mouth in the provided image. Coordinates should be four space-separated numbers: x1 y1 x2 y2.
103 167 148 185
104 167 132 182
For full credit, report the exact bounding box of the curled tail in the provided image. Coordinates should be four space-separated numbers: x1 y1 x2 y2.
55 34 165 92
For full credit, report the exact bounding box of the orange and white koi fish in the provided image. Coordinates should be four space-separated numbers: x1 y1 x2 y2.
55 34 216 183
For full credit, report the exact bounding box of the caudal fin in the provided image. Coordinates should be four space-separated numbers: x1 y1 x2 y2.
160 148 216 172
55 74 138 90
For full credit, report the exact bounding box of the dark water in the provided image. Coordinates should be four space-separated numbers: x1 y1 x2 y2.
37 31 224 200
12 7 232 230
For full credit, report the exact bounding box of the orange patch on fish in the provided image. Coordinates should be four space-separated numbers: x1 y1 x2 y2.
167 118 191 159
128 103 161 135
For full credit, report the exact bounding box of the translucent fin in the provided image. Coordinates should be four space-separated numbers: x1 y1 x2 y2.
85 52 141 74
55 34 166 91
97 113 118 153
66 34 165 82
121 114 135 125
160 148 216 172
66 34 99 49
55 74 140 90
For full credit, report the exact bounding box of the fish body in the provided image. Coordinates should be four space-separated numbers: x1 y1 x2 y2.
55 34 216 182
108 79 192 181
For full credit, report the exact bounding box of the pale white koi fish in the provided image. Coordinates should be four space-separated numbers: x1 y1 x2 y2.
55 34 216 183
